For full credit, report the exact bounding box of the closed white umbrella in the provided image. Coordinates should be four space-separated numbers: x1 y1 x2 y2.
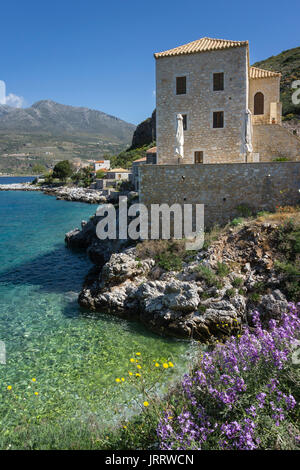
245 109 253 153
175 114 184 160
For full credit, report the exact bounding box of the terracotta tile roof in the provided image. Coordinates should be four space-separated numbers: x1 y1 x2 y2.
108 168 131 173
154 37 248 58
146 146 157 153
250 66 281 79
132 157 147 163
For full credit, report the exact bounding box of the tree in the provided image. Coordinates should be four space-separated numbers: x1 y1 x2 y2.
52 160 74 181
96 169 106 179
32 163 46 175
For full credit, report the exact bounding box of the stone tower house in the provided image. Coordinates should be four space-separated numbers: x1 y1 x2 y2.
154 37 300 164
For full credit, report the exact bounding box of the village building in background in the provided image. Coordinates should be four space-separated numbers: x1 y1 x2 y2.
94 159 111 172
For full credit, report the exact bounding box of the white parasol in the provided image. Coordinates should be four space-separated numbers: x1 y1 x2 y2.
245 109 253 153
175 114 184 159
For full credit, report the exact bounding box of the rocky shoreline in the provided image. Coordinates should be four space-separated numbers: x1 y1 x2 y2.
0 182 108 204
65 210 295 342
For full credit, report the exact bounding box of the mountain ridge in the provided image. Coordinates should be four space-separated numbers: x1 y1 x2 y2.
0 99 135 140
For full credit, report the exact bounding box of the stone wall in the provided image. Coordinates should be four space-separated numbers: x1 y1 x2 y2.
155 46 248 165
252 124 300 161
139 162 300 228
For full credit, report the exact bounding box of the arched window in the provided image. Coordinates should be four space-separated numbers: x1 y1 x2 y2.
254 92 264 115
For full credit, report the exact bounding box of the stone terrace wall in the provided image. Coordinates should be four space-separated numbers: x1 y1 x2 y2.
139 162 300 228
252 125 300 161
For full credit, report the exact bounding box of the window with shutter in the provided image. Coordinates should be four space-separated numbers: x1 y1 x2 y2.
182 114 187 130
213 73 224 91
176 76 186 95
213 111 224 128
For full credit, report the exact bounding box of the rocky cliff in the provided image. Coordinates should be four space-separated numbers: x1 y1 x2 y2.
130 110 156 149
66 208 300 342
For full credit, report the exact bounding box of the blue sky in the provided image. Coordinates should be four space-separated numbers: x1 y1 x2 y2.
1 0 298 124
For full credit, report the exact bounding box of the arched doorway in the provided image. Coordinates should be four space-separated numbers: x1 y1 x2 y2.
254 92 264 115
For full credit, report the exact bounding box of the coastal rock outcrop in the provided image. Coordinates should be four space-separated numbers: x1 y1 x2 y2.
67 212 296 342
43 186 107 204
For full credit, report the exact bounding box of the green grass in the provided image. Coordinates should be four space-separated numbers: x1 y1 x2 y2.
216 262 231 278
195 265 222 289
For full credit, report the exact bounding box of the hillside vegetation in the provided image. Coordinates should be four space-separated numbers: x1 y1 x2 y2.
0 100 135 175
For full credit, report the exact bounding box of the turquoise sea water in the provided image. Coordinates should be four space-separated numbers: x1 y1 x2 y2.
0 185 196 436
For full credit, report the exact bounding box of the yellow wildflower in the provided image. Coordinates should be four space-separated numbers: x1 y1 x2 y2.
168 361 174 368
129 372 133 376
143 401 149 407
155 363 160 367
34 392 39 396
7 385 12 390
115 378 121 383
137 364 141 369
163 363 169 369
130 358 135 363
136 373 141 377
121 377 125 382
136 352 141 356
32 378 36 382
123 425 127 429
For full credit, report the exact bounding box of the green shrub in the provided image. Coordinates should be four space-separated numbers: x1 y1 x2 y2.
52 160 74 181
273 220 300 301
231 217 244 227
275 260 300 301
199 291 211 300
225 288 235 298
198 304 207 313
232 277 244 288
251 281 266 294
155 253 183 272
216 262 231 277
96 169 106 179
249 292 261 303
257 210 270 217
196 265 222 288
273 157 289 162
236 204 253 218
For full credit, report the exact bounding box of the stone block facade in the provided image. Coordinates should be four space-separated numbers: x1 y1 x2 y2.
154 37 300 164
252 125 300 161
139 162 300 228
156 46 249 165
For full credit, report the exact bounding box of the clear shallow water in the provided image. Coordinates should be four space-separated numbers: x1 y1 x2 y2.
0 188 196 434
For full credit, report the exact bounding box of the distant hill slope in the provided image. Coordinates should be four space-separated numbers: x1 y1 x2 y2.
0 100 135 175
253 46 300 120
0 100 135 141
